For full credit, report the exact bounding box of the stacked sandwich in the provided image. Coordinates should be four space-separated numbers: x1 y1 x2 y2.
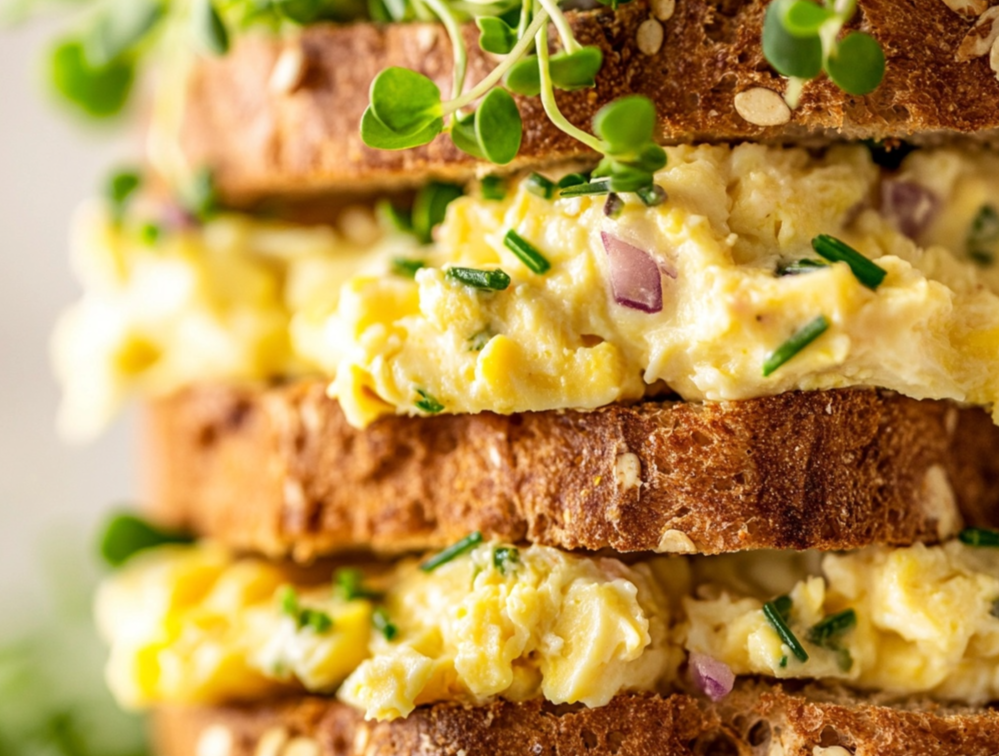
52 0 999 752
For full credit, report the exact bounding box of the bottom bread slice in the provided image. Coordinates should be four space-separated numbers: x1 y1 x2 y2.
153 681 999 756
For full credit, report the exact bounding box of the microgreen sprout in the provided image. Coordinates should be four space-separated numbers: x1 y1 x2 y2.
762 0 885 107
98 512 193 568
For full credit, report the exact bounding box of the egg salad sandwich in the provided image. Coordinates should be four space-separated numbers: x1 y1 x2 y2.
39 0 999 752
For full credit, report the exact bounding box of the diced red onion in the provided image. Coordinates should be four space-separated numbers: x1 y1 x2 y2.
689 652 735 702
600 232 663 313
881 180 940 239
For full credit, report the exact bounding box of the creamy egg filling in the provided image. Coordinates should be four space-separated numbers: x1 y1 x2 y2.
57 144 999 436
97 539 999 718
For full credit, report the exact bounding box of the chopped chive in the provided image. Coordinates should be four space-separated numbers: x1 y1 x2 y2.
835 647 853 672
106 169 141 223
526 173 555 199
492 546 520 575
468 328 493 351
414 388 444 414
481 175 506 201
807 609 856 647
280 587 333 633
372 607 398 641
811 234 887 290
280 586 300 618
967 204 999 266
557 172 589 189
420 531 483 572
636 184 667 207
779 655 788 668
446 266 511 291
762 315 829 377
391 257 426 278
604 193 624 218
503 229 550 274
763 599 808 663
559 180 612 198
303 608 333 633
771 594 793 622
139 222 161 245
777 258 827 276
378 200 413 234
335 568 384 601
959 527 999 547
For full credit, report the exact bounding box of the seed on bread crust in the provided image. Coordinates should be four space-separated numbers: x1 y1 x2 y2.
956 6 999 61
636 18 664 55
941 0 988 17
269 45 306 95
651 0 676 21
733 87 791 126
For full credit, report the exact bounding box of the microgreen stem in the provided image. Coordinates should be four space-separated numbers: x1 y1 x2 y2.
517 0 532 39
442 9 550 114
536 0 579 54
535 19 603 153
422 0 468 100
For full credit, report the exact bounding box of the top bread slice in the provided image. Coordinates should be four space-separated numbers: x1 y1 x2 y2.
143 381 999 561
176 0 999 202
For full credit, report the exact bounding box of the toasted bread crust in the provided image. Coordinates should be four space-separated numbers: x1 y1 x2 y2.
143 382 999 561
177 0 999 202
152 683 999 756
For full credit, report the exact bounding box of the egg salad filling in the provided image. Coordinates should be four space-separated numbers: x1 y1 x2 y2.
97 535 999 718
57 144 999 436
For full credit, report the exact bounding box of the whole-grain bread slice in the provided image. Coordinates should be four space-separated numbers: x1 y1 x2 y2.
152 681 999 756
177 0 999 203
143 382 999 562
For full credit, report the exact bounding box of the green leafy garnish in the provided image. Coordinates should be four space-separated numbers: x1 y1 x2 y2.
49 38 134 119
761 0 885 107
446 266 511 291
559 179 612 198
762 315 829 377
85 0 163 68
777 258 827 276
98 512 193 568
967 204 999 266
959 527 999 547
192 0 230 55
477 16 517 54
105 168 141 223
807 609 856 672
334 568 384 601
503 229 550 274
391 257 426 278
414 388 444 414
468 328 494 351
480 175 507 201
372 607 398 641
492 546 519 575
420 531 483 571
762 596 808 663
811 234 886 290
636 184 667 207
557 173 589 189
411 182 463 244
182 167 218 221
526 172 556 200
279 587 333 632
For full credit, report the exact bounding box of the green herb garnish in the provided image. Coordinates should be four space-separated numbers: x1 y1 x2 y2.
636 184 667 207
526 173 556 200
182 167 218 221
372 607 398 641
335 568 384 601
411 182 463 244
139 222 162 245
762 315 829 377
492 546 519 575
503 229 550 275
777 258 827 276
807 609 856 647
559 180 612 198
763 597 808 663
557 173 589 189
420 531 483 572
446 266 511 291
811 234 886 290
414 388 444 414
391 257 426 278
192 0 230 55
480 175 507 201
468 328 494 351
762 0 885 107
280 587 333 633
959 527 999 548
106 168 141 223
98 512 193 568
967 204 999 266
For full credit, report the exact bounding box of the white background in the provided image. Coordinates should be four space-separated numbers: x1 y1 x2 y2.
0 18 137 622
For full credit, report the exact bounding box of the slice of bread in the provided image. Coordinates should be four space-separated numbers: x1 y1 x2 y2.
152 681 999 756
143 381 999 561
176 0 999 202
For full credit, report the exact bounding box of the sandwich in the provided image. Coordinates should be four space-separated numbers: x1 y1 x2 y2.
41 0 999 753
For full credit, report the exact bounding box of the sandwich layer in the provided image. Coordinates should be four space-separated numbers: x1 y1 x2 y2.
144 381 999 561
152 682 999 756
99 539 999 713
57 144 999 437
172 0 999 201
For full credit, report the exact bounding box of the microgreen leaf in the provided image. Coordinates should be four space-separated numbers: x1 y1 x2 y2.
85 0 163 67
450 113 485 160
557 173 589 189
361 106 442 151
505 47 603 96
761 0 822 79
99 512 193 568
192 0 230 56
825 32 885 96
369 67 443 136
105 168 141 223
477 16 517 54
593 95 656 154
272 0 344 24
475 87 522 164
49 38 134 119
780 0 834 36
